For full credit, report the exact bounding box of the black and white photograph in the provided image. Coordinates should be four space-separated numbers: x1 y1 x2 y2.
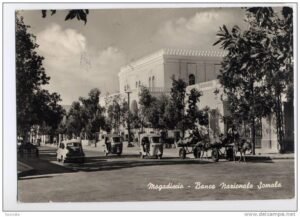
2 2 297 212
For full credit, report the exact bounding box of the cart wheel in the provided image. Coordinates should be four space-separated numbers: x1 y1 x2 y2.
211 149 219 162
193 147 201 158
179 148 186 159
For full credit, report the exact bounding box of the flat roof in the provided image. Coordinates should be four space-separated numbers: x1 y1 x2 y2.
119 48 227 76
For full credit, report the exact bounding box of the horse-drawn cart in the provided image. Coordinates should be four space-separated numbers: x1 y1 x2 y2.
210 142 234 162
176 135 235 162
176 137 202 159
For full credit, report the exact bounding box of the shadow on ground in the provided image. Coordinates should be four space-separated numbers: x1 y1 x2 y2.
18 147 274 179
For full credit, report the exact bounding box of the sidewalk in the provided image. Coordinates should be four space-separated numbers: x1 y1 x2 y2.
254 152 294 160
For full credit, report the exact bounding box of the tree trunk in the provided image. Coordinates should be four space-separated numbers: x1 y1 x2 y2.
250 80 256 155
275 95 285 153
251 118 256 155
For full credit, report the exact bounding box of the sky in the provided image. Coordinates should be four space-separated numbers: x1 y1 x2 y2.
19 7 247 105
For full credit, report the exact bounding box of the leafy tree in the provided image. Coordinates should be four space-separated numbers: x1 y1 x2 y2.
169 78 187 136
16 16 65 140
106 95 129 132
156 94 172 130
41 10 89 24
32 90 65 142
138 83 206 137
214 24 273 154
185 88 202 130
65 101 84 138
138 87 174 132
107 101 121 132
163 98 177 130
138 86 156 129
79 88 106 140
214 7 293 153
247 7 293 152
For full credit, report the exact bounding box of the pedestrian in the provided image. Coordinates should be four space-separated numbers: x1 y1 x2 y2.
105 136 111 153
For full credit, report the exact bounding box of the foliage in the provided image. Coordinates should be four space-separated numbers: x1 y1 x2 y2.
156 94 172 130
79 88 106 139
32 90 66 136
16 16 65 138
185 88 202 130
138 86 156 128
138 87 174 131
214 7 293 152
137 79 206 135
41 10 89 24
106 95 128 132
65 101 84 137
169 77 187 135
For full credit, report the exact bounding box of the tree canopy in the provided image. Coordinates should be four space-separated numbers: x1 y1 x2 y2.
79 88 106 139
41 10 89 24
214 7 293 153
16 16 65 139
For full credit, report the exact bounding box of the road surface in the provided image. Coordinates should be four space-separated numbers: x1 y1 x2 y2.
17 145 295 202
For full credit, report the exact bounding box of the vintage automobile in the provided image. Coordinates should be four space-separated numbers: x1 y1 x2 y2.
57 139 85 163
139 133 163 159
104 135 123 156
18 142 39 157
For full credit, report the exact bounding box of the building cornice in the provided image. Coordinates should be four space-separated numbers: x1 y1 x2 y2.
163 48 227 57
118 48 227 77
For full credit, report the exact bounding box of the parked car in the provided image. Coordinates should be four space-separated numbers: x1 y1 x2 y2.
18 142 39 157
57 139 85 163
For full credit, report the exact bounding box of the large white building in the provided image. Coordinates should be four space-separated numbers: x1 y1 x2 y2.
101 48 293 153
118 48 224 107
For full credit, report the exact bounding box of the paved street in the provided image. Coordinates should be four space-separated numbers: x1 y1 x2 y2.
17 145 295 202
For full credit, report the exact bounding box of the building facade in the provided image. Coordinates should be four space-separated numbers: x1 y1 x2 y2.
118 48 225 112
101 48 293 153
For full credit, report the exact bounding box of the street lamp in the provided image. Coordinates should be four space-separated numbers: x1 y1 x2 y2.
125 86 132 147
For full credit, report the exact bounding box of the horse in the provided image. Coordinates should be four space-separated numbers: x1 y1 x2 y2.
233 139 252 162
